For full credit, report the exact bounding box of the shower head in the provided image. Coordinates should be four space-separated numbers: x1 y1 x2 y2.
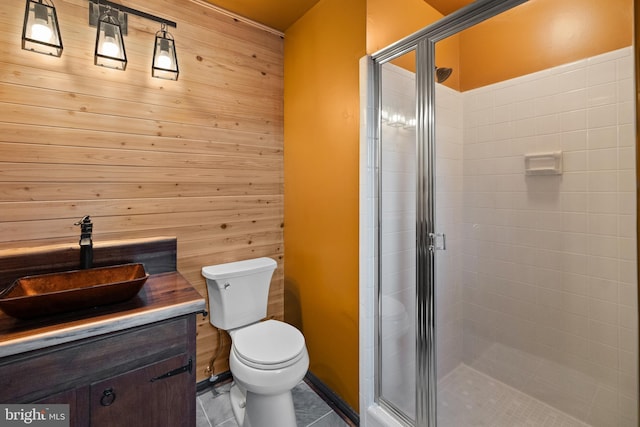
435 67 453 83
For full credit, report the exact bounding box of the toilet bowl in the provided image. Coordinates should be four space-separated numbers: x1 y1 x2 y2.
201 258 309 427
228 319 309 427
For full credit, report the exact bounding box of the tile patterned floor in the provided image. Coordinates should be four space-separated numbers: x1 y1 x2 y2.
196 380 351 427
198 365 591 427
437 365 591 427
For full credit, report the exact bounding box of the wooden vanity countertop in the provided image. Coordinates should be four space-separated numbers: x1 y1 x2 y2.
0 271 206 358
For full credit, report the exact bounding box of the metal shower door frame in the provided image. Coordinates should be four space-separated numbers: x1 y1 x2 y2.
371 0 528 425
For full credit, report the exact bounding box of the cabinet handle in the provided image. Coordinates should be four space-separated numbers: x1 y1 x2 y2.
100 388 116 406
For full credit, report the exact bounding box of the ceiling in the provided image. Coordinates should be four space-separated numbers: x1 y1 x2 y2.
427 0 476 15
202 0 321 32
204 0 476 33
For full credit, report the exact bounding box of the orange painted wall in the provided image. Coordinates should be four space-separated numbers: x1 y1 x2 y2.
367 0 461 89
367 0 442 54
283 0 366 411
459 0 633 90
367 0 632 91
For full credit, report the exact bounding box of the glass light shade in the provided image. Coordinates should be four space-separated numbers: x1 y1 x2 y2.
94 14 126 70
152 30 179 81
21 0 63 57
31 19 52 42
101 36 120 57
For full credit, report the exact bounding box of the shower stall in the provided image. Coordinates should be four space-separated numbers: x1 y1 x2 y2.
359 0 638 426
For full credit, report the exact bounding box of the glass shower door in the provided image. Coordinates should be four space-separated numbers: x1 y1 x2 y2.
378 51 418 423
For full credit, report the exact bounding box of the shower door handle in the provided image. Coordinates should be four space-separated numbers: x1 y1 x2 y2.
429 233 446 251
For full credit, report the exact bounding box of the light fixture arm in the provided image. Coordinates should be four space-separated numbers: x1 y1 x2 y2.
89 0 176 29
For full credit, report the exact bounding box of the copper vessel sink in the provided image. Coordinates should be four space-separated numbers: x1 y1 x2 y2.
0 263 148 319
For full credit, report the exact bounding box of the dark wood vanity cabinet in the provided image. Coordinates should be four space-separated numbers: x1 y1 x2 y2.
0 315 197 427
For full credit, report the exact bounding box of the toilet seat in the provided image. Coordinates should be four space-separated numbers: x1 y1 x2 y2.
232 320 306 370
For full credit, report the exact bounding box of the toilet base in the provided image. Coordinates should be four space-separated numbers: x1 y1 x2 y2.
229 383 246 426
229 383 297 427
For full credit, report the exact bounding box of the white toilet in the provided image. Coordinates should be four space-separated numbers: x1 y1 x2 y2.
202 257 309 427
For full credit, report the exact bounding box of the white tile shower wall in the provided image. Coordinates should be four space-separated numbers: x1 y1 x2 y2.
461 47 638 426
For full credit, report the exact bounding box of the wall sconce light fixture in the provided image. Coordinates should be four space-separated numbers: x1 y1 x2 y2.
94 8 127 70
22 0 63 57
21 0 180 79
152 24 179 80
89 0 177 77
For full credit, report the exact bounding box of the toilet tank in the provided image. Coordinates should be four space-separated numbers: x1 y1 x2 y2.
201 257 277 330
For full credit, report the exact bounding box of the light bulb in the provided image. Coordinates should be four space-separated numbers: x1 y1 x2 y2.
101 36 120 57
156 50 172 69
31 18 52 43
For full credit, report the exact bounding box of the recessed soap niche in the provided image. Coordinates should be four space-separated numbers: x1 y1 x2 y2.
524 151 563 175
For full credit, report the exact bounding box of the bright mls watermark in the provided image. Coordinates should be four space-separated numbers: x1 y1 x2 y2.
0 405 69 427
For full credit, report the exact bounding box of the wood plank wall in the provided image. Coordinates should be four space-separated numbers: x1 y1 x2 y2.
0 0 284 381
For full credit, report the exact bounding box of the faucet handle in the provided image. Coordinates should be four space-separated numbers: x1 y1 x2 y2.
74 215 93 235
74 215 92 226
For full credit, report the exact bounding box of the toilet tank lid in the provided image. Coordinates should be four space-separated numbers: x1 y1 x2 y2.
202 257 277 280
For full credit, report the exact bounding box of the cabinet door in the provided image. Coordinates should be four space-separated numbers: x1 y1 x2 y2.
90 354 194 427
36 387 89 427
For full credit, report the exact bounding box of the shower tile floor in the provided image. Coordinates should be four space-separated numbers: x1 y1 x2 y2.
196 380 353 427
437 364 591 427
